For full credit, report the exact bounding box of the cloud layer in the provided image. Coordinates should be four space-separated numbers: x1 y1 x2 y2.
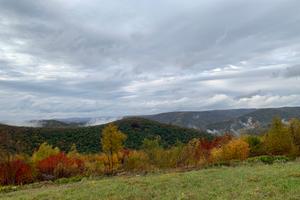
0 0 300 121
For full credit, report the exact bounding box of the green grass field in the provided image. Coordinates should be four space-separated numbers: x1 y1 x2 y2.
1 162 300 200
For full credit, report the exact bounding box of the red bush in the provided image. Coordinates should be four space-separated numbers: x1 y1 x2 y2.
196 134 234 161
0 160 33 185
36 153 84 179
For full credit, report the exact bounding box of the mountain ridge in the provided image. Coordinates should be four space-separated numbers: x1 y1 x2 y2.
2 106 300 135
141 106 300 134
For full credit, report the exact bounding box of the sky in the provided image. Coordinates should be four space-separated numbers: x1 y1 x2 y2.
0 0 300 122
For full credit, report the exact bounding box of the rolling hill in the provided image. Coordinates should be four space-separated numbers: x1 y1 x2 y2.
0 117 212 154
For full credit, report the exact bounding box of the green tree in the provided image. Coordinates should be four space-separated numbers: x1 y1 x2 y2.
244 135 264 156
101 124 127 174
0 131 13 163
264 117 293 155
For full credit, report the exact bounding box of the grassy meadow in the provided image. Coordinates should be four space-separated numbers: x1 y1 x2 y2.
1 162 300 200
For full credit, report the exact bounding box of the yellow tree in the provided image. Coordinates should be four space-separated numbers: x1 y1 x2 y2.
101 124 127 174
211 138 249 163
288 119 300 155
264 117 293 155
32 142 60 164
222 138 250 161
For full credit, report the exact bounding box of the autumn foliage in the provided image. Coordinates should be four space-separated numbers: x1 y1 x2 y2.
101 124 127 174
1 119 300 186
264 117 294 155
32 142 60 164
211 139 250 163
36 153 84 179
0 159 33 185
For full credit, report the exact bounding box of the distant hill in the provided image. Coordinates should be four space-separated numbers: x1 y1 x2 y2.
141 107 300 134
142 109 255 130
0 117 212 154
28 119 85 128
22 116 122 128
205 107 300 134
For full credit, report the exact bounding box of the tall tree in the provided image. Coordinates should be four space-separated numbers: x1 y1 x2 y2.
264 117 293 155
288 118 300 155
101 124 127 174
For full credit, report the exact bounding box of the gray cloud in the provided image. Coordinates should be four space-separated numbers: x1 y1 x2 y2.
0 0 300 121
285 65 300 77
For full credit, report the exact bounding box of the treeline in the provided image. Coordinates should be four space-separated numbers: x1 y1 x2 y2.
1 117 300 186
0 118 212 154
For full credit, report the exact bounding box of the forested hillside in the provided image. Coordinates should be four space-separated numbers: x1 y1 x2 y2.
0 117 211 154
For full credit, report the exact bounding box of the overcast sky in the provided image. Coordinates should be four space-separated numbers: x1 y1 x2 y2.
0 0 300 121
